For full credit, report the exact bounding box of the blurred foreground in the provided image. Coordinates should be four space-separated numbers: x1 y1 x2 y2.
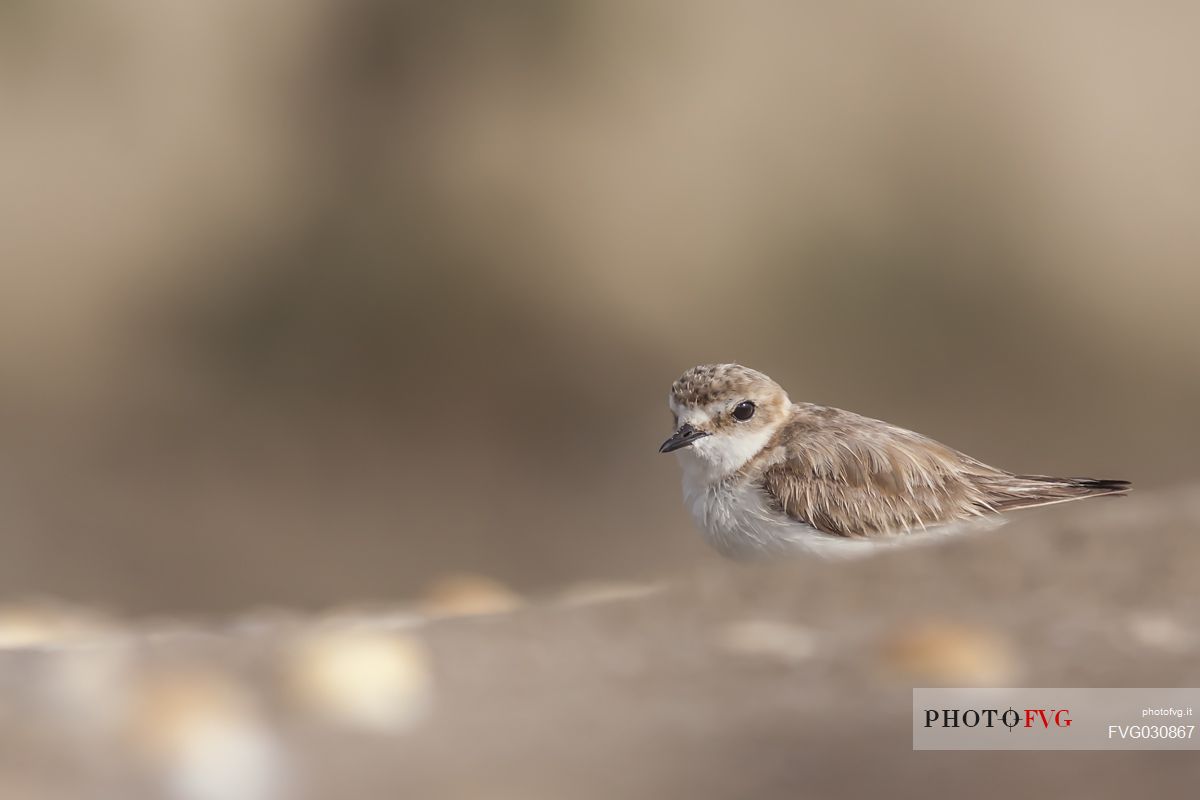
3 487 1198 799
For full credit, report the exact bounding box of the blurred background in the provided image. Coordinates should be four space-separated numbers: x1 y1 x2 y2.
1 0 1198 615
5 3 1200 799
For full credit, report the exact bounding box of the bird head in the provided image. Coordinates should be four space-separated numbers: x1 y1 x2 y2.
661 364 791 480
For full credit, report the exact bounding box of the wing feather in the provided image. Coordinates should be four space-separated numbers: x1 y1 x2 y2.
755 404 1127 538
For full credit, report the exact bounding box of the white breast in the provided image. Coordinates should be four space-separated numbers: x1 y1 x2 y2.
682 474 866 558
681 474 993 559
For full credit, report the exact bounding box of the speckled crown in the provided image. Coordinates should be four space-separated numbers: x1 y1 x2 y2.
669 363 781 407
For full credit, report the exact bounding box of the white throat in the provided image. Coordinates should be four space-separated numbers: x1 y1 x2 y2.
670 405 785 488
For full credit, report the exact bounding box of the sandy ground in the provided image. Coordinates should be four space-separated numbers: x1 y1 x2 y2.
1 486 1198 799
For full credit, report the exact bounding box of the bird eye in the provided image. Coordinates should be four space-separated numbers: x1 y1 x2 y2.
732 400 756 421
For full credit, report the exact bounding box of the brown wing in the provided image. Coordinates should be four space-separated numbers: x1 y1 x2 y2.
756 404 1128 538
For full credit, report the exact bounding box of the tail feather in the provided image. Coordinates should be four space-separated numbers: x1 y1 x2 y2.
978 474 1131 513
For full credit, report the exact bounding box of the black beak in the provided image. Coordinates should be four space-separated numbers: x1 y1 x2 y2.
659 423 711 453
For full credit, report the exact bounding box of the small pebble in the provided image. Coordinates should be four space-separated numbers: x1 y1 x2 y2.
419 573 523 618
128 667 283 800
715 620 818 664
1127 613 1194 653
283 625 432 733
558 580 667 608
881 621 1019 685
